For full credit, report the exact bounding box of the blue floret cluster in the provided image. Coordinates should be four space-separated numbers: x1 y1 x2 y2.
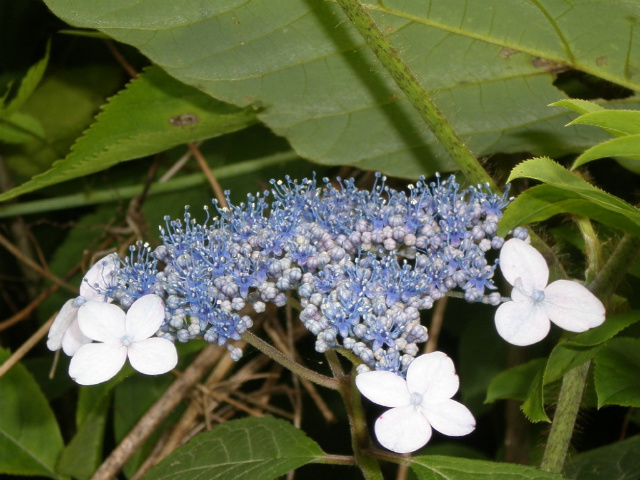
94 173 525 374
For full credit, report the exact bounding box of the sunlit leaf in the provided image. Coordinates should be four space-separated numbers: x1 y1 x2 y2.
0 66 258 202
568 110 640 136
571 134 640 169
499 158 640 236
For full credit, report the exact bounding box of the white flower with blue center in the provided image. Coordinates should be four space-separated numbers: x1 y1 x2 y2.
69 294 178 385
495 238 605 346
47 253 119 355
355 352 475 453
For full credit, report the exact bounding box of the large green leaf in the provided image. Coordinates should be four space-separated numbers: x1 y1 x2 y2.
410 455 563 480
499 158 640 236
43 0 640 179
594 337 640 408
142 417 323 480
564 434 640 480
0 348 65 479
0 66 258 202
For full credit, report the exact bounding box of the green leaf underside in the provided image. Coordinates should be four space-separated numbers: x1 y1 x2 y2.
572 134 640 169
564 434 640 480
0 348 64 479
499 158 640 236
142 417 323 480
594 337 640 408
410 455 563 479
0 66 257 203
43 0 640 178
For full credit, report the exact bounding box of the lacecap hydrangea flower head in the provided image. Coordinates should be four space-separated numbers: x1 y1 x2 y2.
50 173 517 385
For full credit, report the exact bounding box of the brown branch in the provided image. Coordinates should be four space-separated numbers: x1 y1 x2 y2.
90 344 224 480
188 142 228 208
0 314 55 378
0 232 77 293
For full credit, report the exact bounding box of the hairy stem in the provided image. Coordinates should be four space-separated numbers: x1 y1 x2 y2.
541 233 640 473
241 331 339 390
326 350 384 480
334 0 496 189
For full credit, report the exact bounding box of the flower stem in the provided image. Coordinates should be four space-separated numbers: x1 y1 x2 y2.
333 0 496 190
326 350 384 480
540 232 640 473
241 331 339 390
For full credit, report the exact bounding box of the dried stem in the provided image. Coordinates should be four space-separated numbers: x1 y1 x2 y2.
90 345 224 480
0 314 54 378
188 142 228 208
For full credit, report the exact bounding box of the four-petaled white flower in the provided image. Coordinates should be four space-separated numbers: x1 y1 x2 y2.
355 352 475 454
47 253 119 356
69 294 178 385
495 238 605 346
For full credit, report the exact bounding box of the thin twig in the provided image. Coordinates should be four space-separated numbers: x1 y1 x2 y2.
0 283 59 331
0 232 77 293
90 345 223 480
105 39 138 79
0 314 54 378
188 142 228 208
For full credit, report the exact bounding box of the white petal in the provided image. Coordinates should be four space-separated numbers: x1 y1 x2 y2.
422 399 476 437
69 342 127 385
125 294 166 341
127 338 178 375
374 405 431 453
406 352 459 401
543 280 605 332
495 300 550 346
61 319 92 356
499 239 548 291
374 405 432 453
47 300 78 351
77 301 126 343
356 370 411 407
80 253 119 301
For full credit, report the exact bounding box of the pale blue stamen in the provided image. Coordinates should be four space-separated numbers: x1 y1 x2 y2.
121 335 134 347
532 289 545 302
409 392 423 406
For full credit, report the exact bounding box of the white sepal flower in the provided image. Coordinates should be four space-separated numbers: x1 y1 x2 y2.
495 238 605 346
47 253 119 355
355 352 475 454
69 294 177 385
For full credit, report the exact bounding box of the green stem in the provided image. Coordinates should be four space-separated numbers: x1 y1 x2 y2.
241 331 339 390
326 350 384 480
334 0 496 190
540 233 640 473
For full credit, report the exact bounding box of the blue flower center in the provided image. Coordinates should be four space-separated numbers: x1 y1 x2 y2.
121 335 134 347
532 289 545 302
409 392 423 406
